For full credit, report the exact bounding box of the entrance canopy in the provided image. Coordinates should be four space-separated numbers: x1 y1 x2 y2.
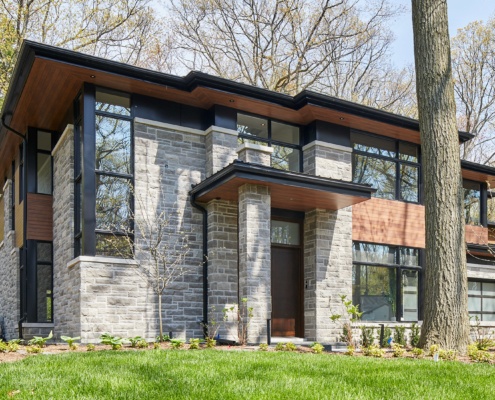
190 160 376 212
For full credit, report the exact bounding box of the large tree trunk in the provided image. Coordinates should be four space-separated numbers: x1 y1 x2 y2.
412 0 470 352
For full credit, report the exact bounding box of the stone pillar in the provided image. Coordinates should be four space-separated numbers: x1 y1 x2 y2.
238 184 271 343
52 125 77 339
205 126 238 177
0 179 20 340
237 143 273 166
303 140 353 342
206 200 239 340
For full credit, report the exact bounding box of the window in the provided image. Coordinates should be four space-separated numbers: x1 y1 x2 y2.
463 180 481 225
488 190 495 225
36 242 53 322
36 131 52 194
468 280 495 322
237 113 301 172
352 242 421 322
94 89 133 256
351 132 420 203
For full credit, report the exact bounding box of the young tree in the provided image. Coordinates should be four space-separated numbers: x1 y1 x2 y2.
412 0 470 352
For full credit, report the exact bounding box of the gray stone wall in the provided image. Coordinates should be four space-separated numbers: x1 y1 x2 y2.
205 127 238 177
133 121 205 339
206 200 239 340
238 184 271 343
52 125 80 339
303 141 353 342
0 180 20 340
237 143 272 166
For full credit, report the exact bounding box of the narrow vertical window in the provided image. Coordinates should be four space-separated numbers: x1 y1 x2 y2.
36 131 53 194
36 242 53 322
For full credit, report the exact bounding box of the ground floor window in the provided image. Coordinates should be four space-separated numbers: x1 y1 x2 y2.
468 280 495 321
352 242 421 322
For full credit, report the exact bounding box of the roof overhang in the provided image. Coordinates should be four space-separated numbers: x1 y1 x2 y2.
0 41 475 180
190 161 376 212
461 160 495 187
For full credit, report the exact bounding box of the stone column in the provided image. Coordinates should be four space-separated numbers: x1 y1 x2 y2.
238 184 271 343
206 200 239 341
237 142 273 166
303 141 353 342
205 126 238 177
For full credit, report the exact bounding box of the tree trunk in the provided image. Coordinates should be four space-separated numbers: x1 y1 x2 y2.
412 0 470 352
158 292 164 342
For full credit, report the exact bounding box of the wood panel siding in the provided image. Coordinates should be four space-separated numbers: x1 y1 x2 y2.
15 202 24 248
26 193 53 241
353 198 425 248
465 225 488 245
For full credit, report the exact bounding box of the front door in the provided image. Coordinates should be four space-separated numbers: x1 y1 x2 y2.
271 247 301 336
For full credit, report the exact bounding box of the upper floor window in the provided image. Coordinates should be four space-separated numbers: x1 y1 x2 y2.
463 180 481 225
468 280 495 322
37 131 52 194
352 242 421 322
351 132 420 203
237 113 301 172
94 89 133 256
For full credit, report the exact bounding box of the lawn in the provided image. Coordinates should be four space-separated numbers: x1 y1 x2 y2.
1 349 494 399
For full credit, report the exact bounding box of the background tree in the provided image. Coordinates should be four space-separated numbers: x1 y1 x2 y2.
451 19 495 164
412 0 470 352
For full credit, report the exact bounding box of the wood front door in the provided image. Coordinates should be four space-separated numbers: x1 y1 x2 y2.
271 246 302 337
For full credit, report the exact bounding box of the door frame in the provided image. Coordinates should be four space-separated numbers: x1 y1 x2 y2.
271 209 304 337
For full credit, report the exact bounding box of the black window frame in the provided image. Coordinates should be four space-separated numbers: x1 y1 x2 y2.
11 160 15 231
351 131 421 204
468 279 495 322
35 132 54 195
236 112 303 172
463 179 485 226
352 241 423 322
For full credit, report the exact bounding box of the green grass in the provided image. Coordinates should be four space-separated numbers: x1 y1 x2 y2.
1 350 495 399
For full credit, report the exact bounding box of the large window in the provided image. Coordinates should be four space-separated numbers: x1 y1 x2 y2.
237 113 301 172
36 242 53 322
352 242 421 322
463 180 481 225
352 132 420 203
94 89 133 256
468 280 495 322
36 131 52 194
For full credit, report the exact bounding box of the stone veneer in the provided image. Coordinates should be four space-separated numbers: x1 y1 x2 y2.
0 180 20 340
238 184 271 343
303 141 353 342
237 143 273 165
205 126 238 177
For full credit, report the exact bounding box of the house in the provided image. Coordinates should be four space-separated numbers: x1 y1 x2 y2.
1 41 494 343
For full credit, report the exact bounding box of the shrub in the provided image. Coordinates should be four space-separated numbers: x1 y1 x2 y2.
410 323 421 348
392 343 406 357
285 342 297 352
439 349 458 361
393 326 406 346
128 336 145 348
137 339 148 349
362 344 384 358
429 344 439 356
258 343 269 351
153 342 160 350
100 333 126 350
311 343 324 354
360 326 374 347
205 338 216 348
381 326 392 348
28 331 53 348
189 338 202 350
60 336 81 350
0 340 8 353
411 347 424 358
468 343 492 363
171 339 185 349
86 344 95 352
345 345 355 356
275 343 285 351
26 346 42 354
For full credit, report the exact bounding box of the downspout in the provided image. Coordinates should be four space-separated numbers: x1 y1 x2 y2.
190 193 208 337
1 114 26 140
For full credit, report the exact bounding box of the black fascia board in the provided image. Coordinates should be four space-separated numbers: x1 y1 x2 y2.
1 40 474 144
190 160 376 200
467 243 495 255
461 159 495 177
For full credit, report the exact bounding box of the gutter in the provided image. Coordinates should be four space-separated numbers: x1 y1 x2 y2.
189 194 208 337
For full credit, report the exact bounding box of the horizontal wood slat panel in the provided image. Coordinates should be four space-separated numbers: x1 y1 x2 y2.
465 225 488 245
26 193 53 241
15 203 23 248
353 198 425 248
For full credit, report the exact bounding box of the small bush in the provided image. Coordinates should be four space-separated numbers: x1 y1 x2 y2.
381 326 392 348
410 323 421 348
171 339 185 349
362 344 384 358
439 349 458 361
360 326 374 348
393 326 406 346
136 340 148 349
205 338 216 348
153 342 160 350
411 347 424 358
61 336 80 350
86 344 95 352
345 345 355 356
259 343 269 351
26 346 42 354
392 343 405 358
429 344 439 356
275 343 285 351
128 336 145 348
285 342 297 352
311 343 324 354
28 331 53 348
189 338 202 350
100 333 126 350
468 344 492 363
0 340 8 353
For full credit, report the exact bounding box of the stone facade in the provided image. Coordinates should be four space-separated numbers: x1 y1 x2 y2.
0 180 20 340
205 126 238 177
303 141 353 342
237 143 273 166
238 184 271 343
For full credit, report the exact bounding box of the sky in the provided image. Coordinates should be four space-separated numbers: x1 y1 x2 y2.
389 0 495 68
